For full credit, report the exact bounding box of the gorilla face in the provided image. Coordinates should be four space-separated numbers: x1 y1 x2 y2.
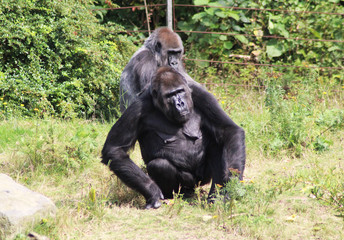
166 49 182 70
151 67 193 124
155 42 183 70
163 86 191 123
152 28 184 70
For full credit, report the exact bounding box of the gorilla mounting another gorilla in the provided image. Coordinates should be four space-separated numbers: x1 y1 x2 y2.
119 27 197 112
102 67 246 209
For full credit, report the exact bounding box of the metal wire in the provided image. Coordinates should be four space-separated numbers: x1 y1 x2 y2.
90 4 167 11
95 3 344 72
176 30 344 43
184 58 344 70
174 4 344 16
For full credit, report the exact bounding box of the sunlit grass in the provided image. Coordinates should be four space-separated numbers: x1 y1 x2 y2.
1 83 343 239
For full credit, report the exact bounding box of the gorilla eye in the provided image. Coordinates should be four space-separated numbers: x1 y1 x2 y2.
168 50 182 55
175 89 185 94
165 89 184 99
165 92 174 99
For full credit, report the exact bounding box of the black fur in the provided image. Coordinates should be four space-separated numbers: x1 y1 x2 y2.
102 67 246 209
119 27 198 112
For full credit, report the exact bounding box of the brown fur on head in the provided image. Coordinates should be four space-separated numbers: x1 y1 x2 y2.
151 67 187 91
156 27 183 50
144 27 184 68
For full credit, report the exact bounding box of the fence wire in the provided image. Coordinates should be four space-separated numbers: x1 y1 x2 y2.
101 3 344 72
174 4 344 16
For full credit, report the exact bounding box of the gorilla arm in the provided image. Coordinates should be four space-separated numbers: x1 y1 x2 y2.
190 84 246 195
101 96 163 209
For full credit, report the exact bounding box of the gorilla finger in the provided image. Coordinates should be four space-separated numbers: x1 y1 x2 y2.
145 200 162 210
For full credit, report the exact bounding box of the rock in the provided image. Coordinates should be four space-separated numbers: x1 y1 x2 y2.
0 174 56 239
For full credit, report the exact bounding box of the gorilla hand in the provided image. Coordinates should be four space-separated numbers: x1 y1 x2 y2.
145 185 164 209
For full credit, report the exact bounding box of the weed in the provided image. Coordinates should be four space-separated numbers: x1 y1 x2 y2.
310 180 344 215
166 191 188 218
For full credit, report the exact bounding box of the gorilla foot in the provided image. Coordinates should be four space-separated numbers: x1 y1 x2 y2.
180 186 195 198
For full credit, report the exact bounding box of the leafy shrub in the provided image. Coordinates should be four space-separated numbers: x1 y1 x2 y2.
178 0 343 72
0 0 136 120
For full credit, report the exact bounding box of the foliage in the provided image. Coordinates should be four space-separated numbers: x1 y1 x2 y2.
262 69 343 155
0 0 136 120
178 0 343 71
192 65 344 157
94 0 196 31
208 179 278 229
310 178 344 215
1 0 342 120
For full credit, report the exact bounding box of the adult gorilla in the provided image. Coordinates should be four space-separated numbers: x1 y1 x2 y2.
119 27 196 112
102 67 246 209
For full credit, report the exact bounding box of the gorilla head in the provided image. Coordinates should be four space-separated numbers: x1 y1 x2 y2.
145 27 184 70
150 67 193 124
120 27 198 113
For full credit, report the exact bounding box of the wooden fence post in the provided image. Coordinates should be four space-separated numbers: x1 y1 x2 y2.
144 0 151 34
167 0 173 30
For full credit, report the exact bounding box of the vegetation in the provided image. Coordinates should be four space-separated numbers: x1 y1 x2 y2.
1 0 343 118
0 0 343 239
95 0 344 72
0 0 136 120
178 0 344 70
1 69 343 239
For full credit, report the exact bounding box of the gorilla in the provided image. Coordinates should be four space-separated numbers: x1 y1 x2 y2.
102 67 246 209
119 27 196 112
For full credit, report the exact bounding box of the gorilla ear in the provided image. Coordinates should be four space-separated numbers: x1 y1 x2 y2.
151 89 158 99
155 42 162 53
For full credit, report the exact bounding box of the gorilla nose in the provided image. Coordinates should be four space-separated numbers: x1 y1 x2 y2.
177 101 184 109
176 100 187 114
170 61 178 68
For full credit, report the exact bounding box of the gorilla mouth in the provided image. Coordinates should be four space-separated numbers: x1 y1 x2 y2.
177 111 190 122
179 109 190 117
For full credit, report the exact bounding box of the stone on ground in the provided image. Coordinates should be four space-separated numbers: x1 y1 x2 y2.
0 174 56 239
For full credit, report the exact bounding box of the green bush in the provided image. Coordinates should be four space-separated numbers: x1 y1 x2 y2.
178 0 343 71
0 0 136 120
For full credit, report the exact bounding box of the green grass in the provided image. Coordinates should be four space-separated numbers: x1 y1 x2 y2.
1 82 344 240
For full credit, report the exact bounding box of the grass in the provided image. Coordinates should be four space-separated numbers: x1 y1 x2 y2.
1 77 344 239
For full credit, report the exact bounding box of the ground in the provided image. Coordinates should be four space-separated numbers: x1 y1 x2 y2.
1 85 343 239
